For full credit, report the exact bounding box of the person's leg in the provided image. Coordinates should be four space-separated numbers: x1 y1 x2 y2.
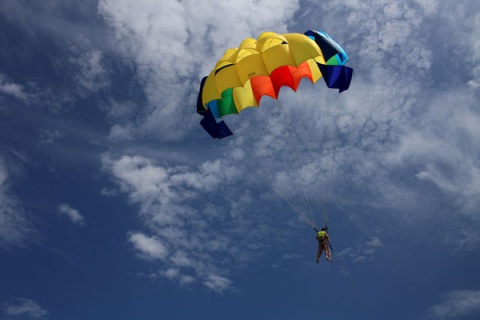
325 245 332 262
316 242 323 263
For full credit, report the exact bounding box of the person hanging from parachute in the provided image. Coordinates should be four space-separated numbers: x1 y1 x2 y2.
314 226 333 263
196 29 352 265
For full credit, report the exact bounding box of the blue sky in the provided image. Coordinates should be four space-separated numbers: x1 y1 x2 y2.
1 0 480 319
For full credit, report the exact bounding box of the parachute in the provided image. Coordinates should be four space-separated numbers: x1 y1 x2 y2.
196 30 353 139
196 30 353 228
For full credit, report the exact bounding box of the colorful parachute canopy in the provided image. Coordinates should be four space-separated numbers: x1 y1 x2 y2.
196 30 353 139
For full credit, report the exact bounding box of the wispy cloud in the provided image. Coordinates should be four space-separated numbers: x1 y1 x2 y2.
58 203 86 226
0 158 33 249
0 2 112 113
0 71 76 112
3 298 48 319
387 89 480 217
429 290 480 319
102 153 285 293
447 227 480 254
203 275 232 294
96 0 480 294
337 237 383 263
289 0 480 225
69 47 110 94
0 73 29 103
282 253 302 260
39 129 63 144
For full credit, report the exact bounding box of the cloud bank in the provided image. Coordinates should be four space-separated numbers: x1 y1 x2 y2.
102 153 281 292
95 0 480 292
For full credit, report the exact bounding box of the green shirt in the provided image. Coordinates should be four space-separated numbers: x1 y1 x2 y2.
317 231 326 240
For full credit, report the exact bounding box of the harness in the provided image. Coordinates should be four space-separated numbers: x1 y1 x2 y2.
313 226 335 253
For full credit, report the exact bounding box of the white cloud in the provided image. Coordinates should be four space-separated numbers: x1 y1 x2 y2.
162 267 179 280
0 194 31 249
97 0 300 141
179 274 196 286
337 237 383 263
97 0 480 292
447 228 480 254
3 298 48 319
334 0 432 74
0 3 114 113
129 232 169 260
0 72 75 112
0 160 6 186
57 203 85 226
0 159 32 248
96 0 461 224
203 274 232 294
440 4 480 89
170 250 193 268
69 47 110 93
103 154 242 223
386 89 480 217
288 1 480 226
39 129 62 144
413 0 439 16
429 290 480 319
0 73 29 102
282 253 302 260
102 153 281 292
